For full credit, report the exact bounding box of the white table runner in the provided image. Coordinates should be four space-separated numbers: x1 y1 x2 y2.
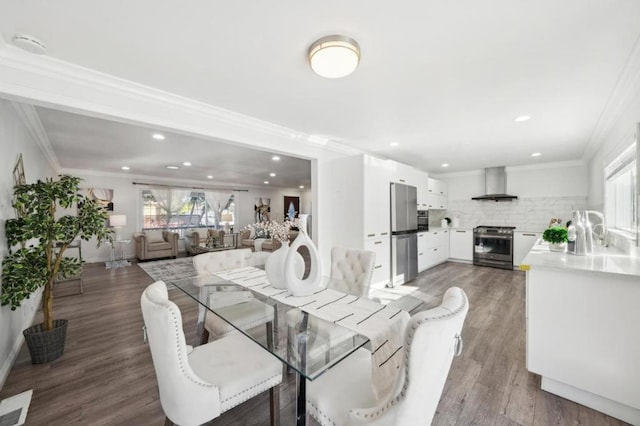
215 266 409 398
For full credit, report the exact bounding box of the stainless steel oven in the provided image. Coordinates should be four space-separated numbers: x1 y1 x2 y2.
473 226 514 269
417 210 429 231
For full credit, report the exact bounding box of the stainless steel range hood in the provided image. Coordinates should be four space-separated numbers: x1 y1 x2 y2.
471 166 518 201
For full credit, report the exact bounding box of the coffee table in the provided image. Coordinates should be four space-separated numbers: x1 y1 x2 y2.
189 243 236 255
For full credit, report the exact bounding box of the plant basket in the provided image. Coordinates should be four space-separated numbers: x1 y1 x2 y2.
23 319 68 364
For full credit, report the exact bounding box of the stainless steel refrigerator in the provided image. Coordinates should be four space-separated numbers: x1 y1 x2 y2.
390 182 418 287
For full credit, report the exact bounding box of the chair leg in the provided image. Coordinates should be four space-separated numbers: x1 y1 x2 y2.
164 416 173 426
200 328 210 345
270 384 280 426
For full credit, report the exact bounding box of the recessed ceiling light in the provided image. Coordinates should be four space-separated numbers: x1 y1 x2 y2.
441 163 449 168
166 165 180 170
390 142 399 147
269 173 276 177
514 115 531 122
152 133 165 140
207 175 214 179
264 181 269 184
121 166 130 171
272 156 280 161
183 161 192 166
299 185 305 189
531 152 542 157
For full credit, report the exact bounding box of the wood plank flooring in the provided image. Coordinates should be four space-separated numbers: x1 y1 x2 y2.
0 261 629 425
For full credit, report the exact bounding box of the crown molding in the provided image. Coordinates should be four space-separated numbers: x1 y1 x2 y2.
583 35 640 161
0 46 361 160
10 101 61 172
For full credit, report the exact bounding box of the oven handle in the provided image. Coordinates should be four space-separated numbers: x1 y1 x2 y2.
474 233 513 240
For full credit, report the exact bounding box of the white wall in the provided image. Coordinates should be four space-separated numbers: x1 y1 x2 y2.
440 162 588 231
0 100 55 387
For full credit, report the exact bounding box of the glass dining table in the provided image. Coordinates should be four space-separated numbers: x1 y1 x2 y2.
168 272 424 425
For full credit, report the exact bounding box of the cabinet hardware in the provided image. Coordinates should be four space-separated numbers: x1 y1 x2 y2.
374 265 382 269
440 191 444 195
367 234 375 237
374 241 382 245
380 232 388 236
434 248 438 251
522 233 537 236
419 253 423 256
433 232 438 235
428 189 433 192
399 179 406 183
456 230 466 233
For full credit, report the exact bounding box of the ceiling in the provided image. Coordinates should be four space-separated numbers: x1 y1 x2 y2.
3 1 640 173
34 106 312 189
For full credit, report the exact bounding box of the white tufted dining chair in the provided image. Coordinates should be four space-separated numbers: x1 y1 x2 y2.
141 281 282 426
329 247 376 297
192 249 275 346
307 286 469 426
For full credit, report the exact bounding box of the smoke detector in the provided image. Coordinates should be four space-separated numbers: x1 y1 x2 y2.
12 34 46 55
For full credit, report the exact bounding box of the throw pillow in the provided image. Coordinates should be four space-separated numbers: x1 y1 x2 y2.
144 230 165 243
253 228 269 239
196 228 208 239
249 226 256 239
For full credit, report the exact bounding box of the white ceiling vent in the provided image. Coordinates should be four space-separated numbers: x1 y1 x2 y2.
12 34 46 55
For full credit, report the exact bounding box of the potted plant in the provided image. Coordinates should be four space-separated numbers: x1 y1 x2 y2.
1 175 111 363
542 226 568 252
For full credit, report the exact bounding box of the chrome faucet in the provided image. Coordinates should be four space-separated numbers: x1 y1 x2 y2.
587 211 608 247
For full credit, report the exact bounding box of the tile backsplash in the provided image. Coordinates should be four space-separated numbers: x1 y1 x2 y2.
445 196 588 232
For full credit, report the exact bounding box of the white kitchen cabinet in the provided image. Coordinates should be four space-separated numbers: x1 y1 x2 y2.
416 171 430 209
514 231 541 266
422 229 449 269
364 237 390 286
449 229 473 261
417 231 428 272
426 178 448 210
332 154 393 286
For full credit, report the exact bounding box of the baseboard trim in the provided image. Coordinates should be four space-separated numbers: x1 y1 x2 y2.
0 335 25 390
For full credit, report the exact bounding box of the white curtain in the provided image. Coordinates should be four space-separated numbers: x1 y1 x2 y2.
150 188 192 228
204 191 234 225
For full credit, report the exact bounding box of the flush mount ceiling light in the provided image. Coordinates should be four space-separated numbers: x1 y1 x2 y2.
121 166 130 171
269 173 276 177
183 161 192 166
531 152 542 157
207 175 214 179
514 115 531 122
272 156 280 161
308 35 360 79
441 163 449 168
166 165 180 170
299 185 305 189
264 181 269 184
389 142 399 147
152 133 165 140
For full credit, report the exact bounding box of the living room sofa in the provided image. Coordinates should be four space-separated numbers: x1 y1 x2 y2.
132 230 179 261
239 229 299 252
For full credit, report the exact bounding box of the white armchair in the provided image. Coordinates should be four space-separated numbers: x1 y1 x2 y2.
140 281 282 426
307 287 469 426
329 247 376 297
192 249 276 346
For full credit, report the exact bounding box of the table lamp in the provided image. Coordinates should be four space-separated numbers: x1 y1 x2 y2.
221 213 233 233
109 214 127 241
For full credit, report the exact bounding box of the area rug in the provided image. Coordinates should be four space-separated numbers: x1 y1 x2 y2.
138 257 198 283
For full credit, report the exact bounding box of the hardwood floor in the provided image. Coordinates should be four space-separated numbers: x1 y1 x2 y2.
0 261 628 425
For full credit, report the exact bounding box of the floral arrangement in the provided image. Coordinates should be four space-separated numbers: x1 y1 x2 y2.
243 218 298 243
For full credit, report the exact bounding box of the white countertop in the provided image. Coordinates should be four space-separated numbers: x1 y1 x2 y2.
521 240 640 278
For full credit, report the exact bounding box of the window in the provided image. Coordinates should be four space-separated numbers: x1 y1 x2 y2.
605 143 637 234
141 188 235 236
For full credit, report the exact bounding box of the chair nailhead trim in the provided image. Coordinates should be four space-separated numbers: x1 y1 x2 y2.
220 373 281 411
